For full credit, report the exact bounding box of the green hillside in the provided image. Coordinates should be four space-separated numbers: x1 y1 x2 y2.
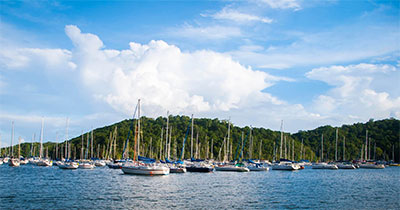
2 117 399 162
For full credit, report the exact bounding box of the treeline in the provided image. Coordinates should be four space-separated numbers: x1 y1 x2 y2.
2 116 399 162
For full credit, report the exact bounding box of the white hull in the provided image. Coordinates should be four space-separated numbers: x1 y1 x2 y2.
215 166 250 172
79 163 95 169
248 166 269 171
122 165 170 175
272 162 299 170
58 162 79 169
37 160 53 167
169 167 187 173
9 159 20 167
312 163 338 169
0 160 3 165
95 161 106 167
20 159 29 165
337 164 356 169
359 164 385 169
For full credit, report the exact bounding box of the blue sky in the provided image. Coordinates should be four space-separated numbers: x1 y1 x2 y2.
1 0 399 146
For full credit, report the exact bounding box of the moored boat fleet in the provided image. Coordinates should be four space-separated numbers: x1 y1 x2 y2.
1 100 398 175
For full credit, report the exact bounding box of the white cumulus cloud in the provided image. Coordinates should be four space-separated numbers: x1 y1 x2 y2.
64 25 286 117
306 63 400 121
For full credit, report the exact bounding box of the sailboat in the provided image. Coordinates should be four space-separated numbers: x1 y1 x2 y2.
312 134 338 170
215 124 249 172
37 119 53 167
58 118 78 170
9 122 20 167
121 99 170 175
184 115 214 173
79 130 95 169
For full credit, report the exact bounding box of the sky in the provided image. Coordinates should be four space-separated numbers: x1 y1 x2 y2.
0 0 399 146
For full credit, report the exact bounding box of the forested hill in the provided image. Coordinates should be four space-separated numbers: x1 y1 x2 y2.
5 117 400 162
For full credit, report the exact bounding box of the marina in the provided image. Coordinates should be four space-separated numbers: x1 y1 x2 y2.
1 163 399 209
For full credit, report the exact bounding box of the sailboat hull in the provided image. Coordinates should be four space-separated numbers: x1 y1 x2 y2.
9 159 20 167
122 166 170 175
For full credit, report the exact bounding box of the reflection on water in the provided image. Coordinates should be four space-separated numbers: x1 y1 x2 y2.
1 165 399 209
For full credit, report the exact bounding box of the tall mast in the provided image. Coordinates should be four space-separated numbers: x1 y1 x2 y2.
365 130 368 161
284 136 287 159
65 118 69 160
321 134 324 162
168 126 172 159
81 131 84 160
368 138 371 161
40 119 44 159
227 119 230 160
343 136 346 161
190 114 194 158
91 129 94 159
165 111 169 160
259 139 262 160
280 120 283 159
86 133 89 159
210 138 213 159
160 127 163 160
11 121 14 157
137 99 141 160
300 138 304 160
18 136 21 158
335 128 338 161
292 139 294 161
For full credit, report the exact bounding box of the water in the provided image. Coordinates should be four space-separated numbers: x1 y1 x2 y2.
1 165 399 209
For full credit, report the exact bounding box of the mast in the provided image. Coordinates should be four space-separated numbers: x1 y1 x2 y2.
369 138 371 161
335 128 338 161
165 111 169 160
81 131 84 160
210 138 213 159
259 139 262 160
343 136 346 161
137 99 141 160
86 133 89 160
31 133 35 157
280 120 283 159
11 121 14 157
292 139 294 161
227 119 230 160
284 136 287 159
41 119 44 159
190 114 194 158
65 118 69 160
18 136 21 159
321 134 323 162
365 130 368 161
160 127 163 160
300 138 304 160
249 128 253 159
91 129 94 159
168 126 172 159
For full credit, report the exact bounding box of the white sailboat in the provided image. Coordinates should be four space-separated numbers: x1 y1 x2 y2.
9 122 20 167
58 118 78 170
272 161 300 170
37 119 53 167
121 99 170 175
